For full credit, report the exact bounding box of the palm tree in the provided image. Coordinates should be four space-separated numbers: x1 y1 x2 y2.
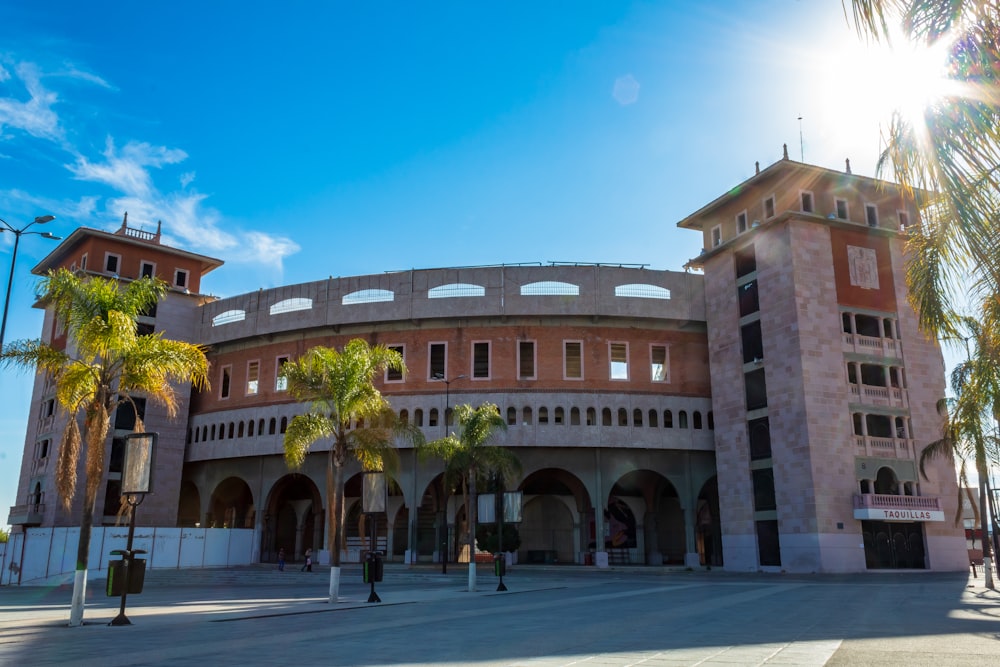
281 339 421 603
420 402 519 591
847 0 1000 338
0 268 209 626
919 315 1000 588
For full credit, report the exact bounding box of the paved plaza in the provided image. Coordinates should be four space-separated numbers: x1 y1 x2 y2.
0 565 998 666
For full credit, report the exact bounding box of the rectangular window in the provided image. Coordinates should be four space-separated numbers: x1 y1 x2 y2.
650 345 668 382
897 210 910 230
711 225 722 248
752 468 777 511
275 355 290 391
756 519 782 567
800 191 814 213
518 340 536 380
429 343 446 380
736 211 748 234
764 195 776 219
105 253 121 274
609 342 629 380
385 345 404 382
220 365 232 399
175 269 189 289
472 341 490 379
246 361 260 395
835 198 849 220
80 253 88 271
140 261 155 279
865 203 878 227
564 341 583 380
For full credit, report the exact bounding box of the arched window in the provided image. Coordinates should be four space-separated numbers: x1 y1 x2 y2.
228 422 235 439
664 410 673 428
507 407 516 425
428 283 486 298
400 409 409 425
212 309 246 326
571 407 581 425
602 408 612 426
414 409 424 427
237 422 245 438
587 407 597 426
192 429 198 443
248 420 255 437
429 408 439 427
269 298 313 315
633 409 643 427
693 411 703 429
554 407 564 425
520 281 579 296
219 423 225 439
280 417 288 434
342 288 393 305
210 424 216 440
186 429 192 444
618 408 628 426
538 407 549 424
648 409 658 427
269 418 277 435
522 407 533 425
202 425 208 441
258 419 265 436
679 410 688 429
707 411 714 430
874 467 899 495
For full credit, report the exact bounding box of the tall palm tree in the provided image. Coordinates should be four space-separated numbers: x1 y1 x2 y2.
281 339 420 603
420 402 519 591
847 0 1000 339
919 315 1000 588
0 268 209 626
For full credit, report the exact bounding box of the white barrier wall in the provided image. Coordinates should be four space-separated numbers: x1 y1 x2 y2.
0 527 255 586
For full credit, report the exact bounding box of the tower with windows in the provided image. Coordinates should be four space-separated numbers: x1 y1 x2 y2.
678 152 967 571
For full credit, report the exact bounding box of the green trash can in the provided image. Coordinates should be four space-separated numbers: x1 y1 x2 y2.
106 558 147 596
363 551 384 583
494 553 506 577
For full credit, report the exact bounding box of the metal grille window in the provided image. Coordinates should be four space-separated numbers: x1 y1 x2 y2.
518 341 536 379
246 361 260 395
473 342 490 379
429 343 446 379
564 341 582 379
609 343 628 380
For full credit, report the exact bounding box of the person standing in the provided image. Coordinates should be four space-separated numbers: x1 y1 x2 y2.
301 548 312 572
277 548 286 571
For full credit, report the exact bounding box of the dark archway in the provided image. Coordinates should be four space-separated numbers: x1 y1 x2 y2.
208 477 254 529
263 475 321 563
519 468 591 564
696 476 722 567
609 469 685 565
176 480 201 527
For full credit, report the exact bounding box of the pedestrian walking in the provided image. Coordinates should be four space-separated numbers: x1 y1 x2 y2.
277 548 286 571
302 548 312 572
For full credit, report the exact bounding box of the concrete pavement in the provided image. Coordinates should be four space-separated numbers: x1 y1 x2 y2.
1 564 998 666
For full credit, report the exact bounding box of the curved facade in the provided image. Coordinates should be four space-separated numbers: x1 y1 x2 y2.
9 158 970 573
185 264 720 567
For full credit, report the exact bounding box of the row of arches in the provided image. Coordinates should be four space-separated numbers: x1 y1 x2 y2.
179 466 723 568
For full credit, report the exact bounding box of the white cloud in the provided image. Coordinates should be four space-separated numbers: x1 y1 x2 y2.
2 58 300 276
0 62 61 141
612 74 640 106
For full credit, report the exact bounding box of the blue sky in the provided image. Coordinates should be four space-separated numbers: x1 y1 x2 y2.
0 2 920 525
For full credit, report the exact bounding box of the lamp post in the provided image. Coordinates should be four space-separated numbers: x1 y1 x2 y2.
109 432 156 626
0 215 59 351
432 372 465 574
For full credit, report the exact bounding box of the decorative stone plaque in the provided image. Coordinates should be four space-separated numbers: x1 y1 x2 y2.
847 245 879 290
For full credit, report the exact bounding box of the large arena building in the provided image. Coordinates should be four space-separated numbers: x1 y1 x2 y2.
7 156 969 573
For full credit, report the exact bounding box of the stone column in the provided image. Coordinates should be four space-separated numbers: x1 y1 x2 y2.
290 499 312 559
644 510 662 565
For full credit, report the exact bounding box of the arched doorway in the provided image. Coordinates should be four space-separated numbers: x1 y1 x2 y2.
609 470 685 565
176 480 201 527
209 477 254 529
264 475 321 564
519 468 590 564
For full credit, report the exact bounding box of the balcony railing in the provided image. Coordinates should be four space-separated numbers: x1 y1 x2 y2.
853 494 941 511
7 503 45 526
848 383 908 408
854 435 912 458
843 333 900 358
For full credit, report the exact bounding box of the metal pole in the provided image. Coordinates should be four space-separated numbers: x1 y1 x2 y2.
442 378 449 575
0 231 21 351
110 496 138 626
497 473 506 591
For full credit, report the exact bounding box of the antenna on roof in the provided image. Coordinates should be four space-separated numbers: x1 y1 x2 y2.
798 116 804 161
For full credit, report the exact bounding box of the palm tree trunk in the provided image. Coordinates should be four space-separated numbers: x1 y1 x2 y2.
69 400 111 627
977 453 995 589
468 468 477 592
327 440 343 603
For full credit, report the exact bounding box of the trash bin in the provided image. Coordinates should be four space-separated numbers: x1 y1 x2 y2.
106 558 147 596
363 551 383 583
493 553 506 577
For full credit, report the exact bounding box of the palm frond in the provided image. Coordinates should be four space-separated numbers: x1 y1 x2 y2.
283 412 335 469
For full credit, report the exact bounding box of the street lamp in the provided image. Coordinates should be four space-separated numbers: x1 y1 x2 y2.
432 372 465 574
0 215 59 351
